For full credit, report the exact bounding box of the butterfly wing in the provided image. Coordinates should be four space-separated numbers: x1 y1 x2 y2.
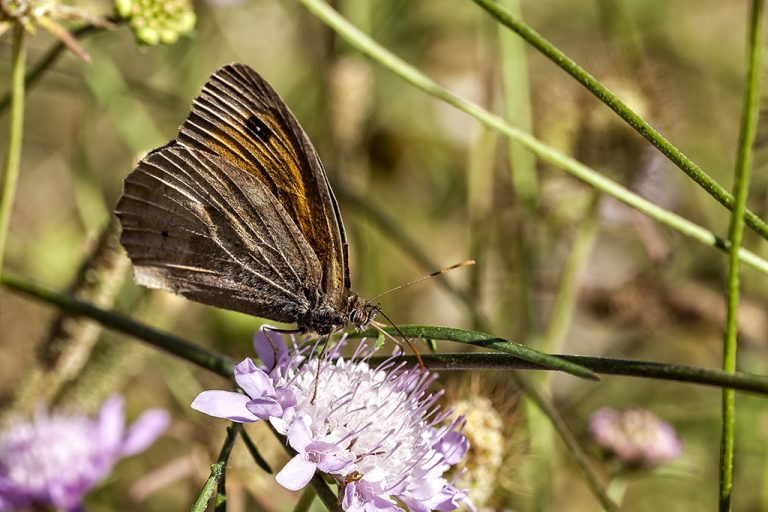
174 63 350 299
116 145 322 322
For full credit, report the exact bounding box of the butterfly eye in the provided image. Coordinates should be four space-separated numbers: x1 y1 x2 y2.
245 115 273 143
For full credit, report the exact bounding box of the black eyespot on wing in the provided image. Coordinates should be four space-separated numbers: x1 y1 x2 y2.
245 115 273 143
161 230 169 238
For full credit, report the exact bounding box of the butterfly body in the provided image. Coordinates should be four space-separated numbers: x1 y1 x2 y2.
116 64 377 335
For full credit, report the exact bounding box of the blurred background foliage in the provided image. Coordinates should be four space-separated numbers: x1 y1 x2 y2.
1 0 767 510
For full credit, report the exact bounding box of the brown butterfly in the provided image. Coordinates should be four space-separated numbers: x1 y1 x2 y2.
115 64 378 335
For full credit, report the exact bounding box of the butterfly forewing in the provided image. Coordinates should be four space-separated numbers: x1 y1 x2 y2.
116 145 324 323
175 64 350 297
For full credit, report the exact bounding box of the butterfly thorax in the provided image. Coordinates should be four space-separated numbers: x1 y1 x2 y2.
297 290 378 335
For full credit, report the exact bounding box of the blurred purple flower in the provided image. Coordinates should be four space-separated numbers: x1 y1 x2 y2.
192 329 472 511
589 407 682 469
0 395 169 511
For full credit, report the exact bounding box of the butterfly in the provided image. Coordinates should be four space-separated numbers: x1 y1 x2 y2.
115 63 378 335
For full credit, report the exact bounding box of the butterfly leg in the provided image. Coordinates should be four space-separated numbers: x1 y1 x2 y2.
262 325 303 369
310 331 340 404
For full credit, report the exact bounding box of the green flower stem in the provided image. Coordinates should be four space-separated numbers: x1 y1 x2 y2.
189 424 240 512
540 198 598 355
0 22 111 117
471 0 768 242
512 373 619 512
0 24 26 278
239 429 273 474
0 271 236 378
188 461 223 512
499 0 537 337
369 352 768 396
720 0 765 509
293 487 317 512
498 0 537 211
6 272 768 395
526 199 597 510
361 325 598 380
297 0 768 276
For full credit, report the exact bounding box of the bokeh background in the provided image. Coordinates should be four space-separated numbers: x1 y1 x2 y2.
1 0 767 510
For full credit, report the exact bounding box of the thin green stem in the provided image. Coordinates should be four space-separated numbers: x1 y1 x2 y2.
5 273 768 395
7 274 768 396
369 352 768 396
0 22 112 116
239 428 273 474
0 272 236 377
293 487 317 512
0 24 26 278
512 374 619 512
365 325 598 379
719 0 764 509
296 0 768 276
540 198 598 355
525 199 597 510
188 424 240 512
498 0 537 211
497 0 538 337
471 0 768 241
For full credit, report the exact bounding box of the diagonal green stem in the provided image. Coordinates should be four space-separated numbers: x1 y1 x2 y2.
296 0 768 276
189 424 240 512
0 22 113 117
719 0 765 509
470 0 768 242
0 271 236 377
369 352 768 396
363 325 598 379
0 24 26 279
512 374 619 512
7 272 768 395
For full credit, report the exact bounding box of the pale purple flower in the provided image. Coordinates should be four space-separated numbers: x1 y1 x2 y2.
0 395 169 512
192 329 472 511
589 406 682 469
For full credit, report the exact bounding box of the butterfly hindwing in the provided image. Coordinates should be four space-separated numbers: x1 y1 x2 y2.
116 145 323 323
175 64 350 298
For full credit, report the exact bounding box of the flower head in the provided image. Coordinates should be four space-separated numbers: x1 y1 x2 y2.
588 406 682 470
192 329 472 511
0 395 169 511
115 0 196 46
1 0 112 62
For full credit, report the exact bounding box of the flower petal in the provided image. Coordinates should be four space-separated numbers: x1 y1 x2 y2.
253 330 288 371
120 409 170 456
246 397 284 419
315 451 350 473
191 391 258 422
275 387 298 409
286 416 313 453
275 455 316 491
434 431 469 465
97 394 126 452
234 358 274 399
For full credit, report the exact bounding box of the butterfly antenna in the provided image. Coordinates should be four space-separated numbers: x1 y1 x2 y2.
373 310 425 370
370 259 476 301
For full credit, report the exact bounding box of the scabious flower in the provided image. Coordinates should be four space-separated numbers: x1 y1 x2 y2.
115 0 196 46
448 396 505 507
0 395 170 512
192 329 472 511
588 406 682 470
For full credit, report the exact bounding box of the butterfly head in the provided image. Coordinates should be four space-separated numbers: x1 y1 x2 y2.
347 295 379 331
